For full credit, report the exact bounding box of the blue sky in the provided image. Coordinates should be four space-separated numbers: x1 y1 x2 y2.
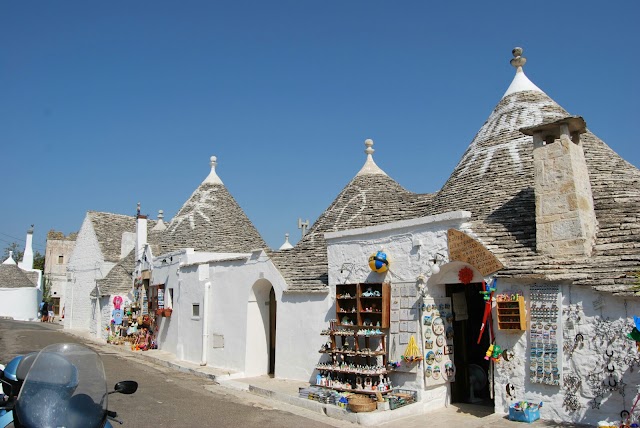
1 1 638 255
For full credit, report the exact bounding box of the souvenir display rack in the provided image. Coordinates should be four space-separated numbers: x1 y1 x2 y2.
315 318 392 395
496 295 527 331
336 283 390 328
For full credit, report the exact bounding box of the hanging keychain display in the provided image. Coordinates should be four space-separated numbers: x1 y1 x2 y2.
529 284 563 386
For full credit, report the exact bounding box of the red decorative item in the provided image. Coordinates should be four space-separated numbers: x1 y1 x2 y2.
458 267 474 284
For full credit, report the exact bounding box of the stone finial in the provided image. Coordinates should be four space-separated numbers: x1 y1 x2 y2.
137 202 141 216
510 47 526 70
356 138 387 176
28 224 34 234
279 233 294 250
202 155 224 185
364 139 374 156
158 210 164 221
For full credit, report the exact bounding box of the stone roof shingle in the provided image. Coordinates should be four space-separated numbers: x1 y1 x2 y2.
0 264 37 288
159 162 267 254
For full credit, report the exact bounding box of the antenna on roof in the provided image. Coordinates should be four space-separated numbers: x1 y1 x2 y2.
298 218 309 238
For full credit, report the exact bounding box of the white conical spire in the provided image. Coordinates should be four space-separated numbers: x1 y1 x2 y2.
18 226 34 270
2 251 17 265
356 139 387 176
202 156 224 185
279 233 294 250
502 47 544 98
152 209 167 231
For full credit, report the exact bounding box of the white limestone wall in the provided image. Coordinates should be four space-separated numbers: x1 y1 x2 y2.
152 248 332 382
152 251 193 361
326 212 472 407
206 254 330 381
274 289 331 381
0 288 39 321
64 216 109 333
492 281 640 426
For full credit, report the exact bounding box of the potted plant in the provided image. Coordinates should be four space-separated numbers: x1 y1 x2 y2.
155 308 164 316
164 308 173 317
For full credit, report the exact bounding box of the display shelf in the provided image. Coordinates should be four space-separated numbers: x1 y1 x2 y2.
322 281 392 393
336 283 390 327
497 296 527 331
314 384 391 395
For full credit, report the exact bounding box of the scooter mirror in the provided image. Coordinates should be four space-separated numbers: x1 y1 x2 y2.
113 380 138 395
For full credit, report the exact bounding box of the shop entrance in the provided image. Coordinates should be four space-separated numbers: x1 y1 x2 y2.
446 282 493 406
245 280 276 377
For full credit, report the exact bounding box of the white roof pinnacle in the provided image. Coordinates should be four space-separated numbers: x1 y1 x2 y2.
502 47 544 98
202 156 224 185
356 139 388 176
2 251 17 265
279 233 294 250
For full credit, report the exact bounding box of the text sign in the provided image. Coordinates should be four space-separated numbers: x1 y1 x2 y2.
447 229 504 276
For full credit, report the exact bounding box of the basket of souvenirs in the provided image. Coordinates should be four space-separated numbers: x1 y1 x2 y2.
347 394 377 413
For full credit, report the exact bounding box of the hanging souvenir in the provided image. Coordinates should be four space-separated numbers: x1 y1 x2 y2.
368 250 389 273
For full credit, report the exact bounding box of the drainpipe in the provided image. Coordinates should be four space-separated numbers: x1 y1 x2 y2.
201 281 211 366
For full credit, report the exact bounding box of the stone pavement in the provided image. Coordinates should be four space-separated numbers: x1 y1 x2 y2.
62 327 589 428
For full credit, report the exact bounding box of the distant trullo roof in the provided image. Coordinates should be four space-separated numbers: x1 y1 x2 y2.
428 48 640 293
0 264 37 288
159 156 267 254
269 139 434 292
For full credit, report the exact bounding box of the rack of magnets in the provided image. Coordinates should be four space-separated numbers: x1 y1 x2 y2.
529 284 563 386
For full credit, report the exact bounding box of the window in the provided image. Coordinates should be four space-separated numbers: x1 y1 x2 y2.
58 255 64 264
192 304 200 318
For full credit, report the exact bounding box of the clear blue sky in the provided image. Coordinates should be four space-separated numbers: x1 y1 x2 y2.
1 1 638 255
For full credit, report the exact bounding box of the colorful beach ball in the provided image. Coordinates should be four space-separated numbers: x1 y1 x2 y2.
368 251 389 273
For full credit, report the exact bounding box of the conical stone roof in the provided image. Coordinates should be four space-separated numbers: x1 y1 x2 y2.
428 48 640 292
160 156 267 254
270 140 434 292
0 264 36 288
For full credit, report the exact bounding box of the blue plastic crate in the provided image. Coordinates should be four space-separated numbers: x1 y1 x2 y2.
509 403 540 423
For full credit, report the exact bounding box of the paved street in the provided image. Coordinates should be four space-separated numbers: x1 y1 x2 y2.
0 319 345 428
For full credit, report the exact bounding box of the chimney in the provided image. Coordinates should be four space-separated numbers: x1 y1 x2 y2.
19 225 34 270
521 116 597 257
136 203 148 262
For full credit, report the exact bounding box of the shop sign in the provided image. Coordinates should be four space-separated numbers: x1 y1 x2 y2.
447 229 504 276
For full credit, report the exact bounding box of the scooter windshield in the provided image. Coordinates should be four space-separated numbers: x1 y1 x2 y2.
15 343 108 428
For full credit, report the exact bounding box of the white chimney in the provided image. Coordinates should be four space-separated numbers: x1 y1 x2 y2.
18 226 34 270
136 204 148 262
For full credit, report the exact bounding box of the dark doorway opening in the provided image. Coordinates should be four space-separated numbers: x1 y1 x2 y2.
447 282 493 406
268 287 277 375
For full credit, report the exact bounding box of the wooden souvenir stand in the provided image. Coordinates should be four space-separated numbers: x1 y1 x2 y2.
496 296 527 331
316 283 392 395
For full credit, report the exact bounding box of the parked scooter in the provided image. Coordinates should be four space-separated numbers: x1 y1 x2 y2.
0 343 137 428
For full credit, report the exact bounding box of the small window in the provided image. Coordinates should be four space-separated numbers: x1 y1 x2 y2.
58 255 64 264
192 304 200 318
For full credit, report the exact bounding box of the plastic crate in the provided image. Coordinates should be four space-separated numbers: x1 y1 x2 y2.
388 389 417 410
508 403 540 423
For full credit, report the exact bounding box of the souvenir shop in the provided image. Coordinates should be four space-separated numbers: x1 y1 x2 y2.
106 273 171 352
320 220 640 426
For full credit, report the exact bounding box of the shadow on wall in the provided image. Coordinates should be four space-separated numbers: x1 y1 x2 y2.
486 188 536 251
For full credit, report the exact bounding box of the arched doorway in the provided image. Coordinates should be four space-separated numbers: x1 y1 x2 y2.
245 280 276 377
